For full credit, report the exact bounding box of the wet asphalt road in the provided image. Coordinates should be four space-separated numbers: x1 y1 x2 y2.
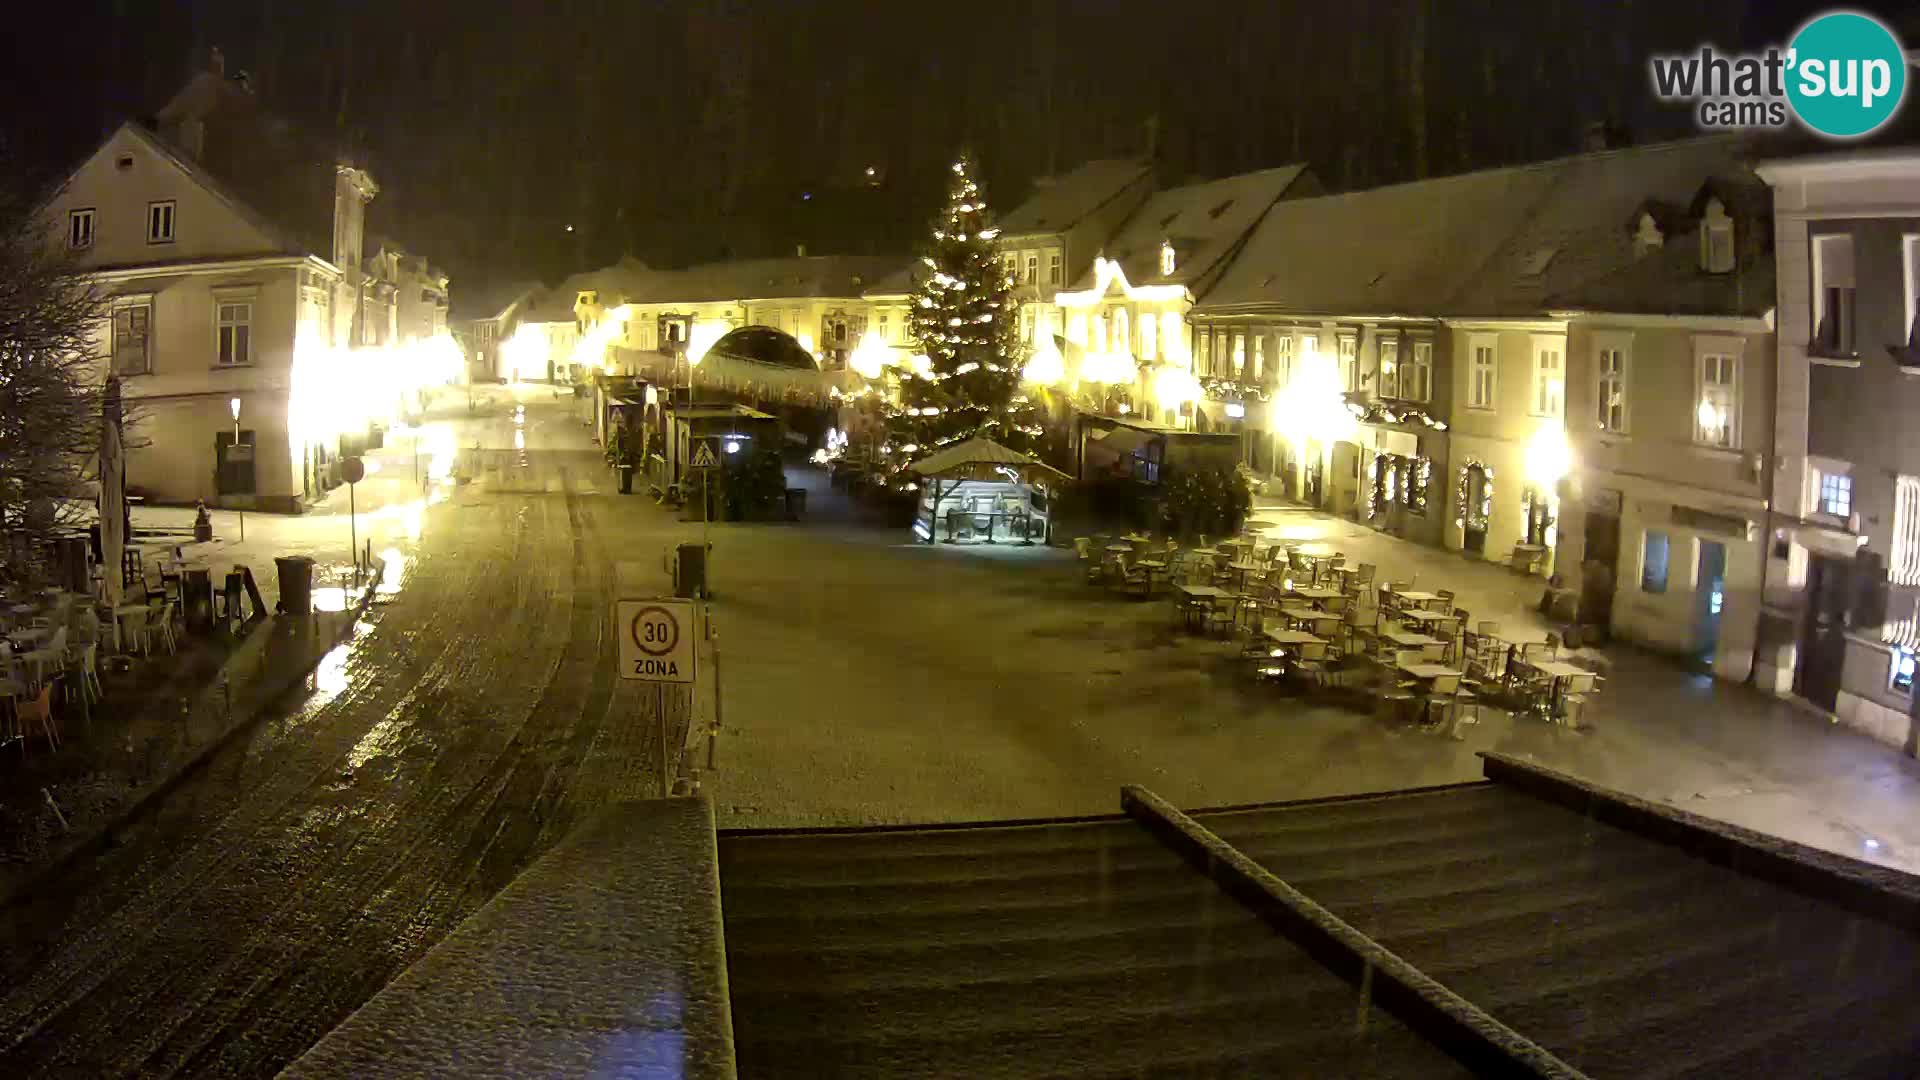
0 394 681 1077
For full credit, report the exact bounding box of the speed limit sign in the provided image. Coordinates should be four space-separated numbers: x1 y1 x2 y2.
616 598 696 683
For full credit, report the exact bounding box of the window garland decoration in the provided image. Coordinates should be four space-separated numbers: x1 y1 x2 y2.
1408 456 1432 513
1454 460 1494 530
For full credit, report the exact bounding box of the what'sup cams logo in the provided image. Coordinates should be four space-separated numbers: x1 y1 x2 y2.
1651 10 1909 138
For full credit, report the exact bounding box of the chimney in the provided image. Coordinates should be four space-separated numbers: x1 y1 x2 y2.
796 244 807 257
177 118 205 160
209 45 225 77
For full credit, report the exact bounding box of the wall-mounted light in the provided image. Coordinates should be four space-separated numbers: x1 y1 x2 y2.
229 397 241 423
1224 402 1246 419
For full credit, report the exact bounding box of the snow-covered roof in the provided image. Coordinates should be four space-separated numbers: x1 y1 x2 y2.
1199 135 1768 319
910 437 1069 479
1068 165 1311 297
647 255 908 305
860 264 917 299
996 159 1153 237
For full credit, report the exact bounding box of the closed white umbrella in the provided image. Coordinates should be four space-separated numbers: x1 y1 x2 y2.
100 378 125 629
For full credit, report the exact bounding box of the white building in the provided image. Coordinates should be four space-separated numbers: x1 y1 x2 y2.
1755 149 1920 750
38 53 383 511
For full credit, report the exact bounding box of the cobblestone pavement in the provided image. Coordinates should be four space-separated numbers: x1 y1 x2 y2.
3 390 1918 1077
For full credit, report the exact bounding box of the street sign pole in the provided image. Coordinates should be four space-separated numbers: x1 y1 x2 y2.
616 597 698 796
707 608 722 772
342 455 366 588
657 681 668 796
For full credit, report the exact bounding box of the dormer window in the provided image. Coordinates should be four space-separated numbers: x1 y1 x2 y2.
1700 198 1735 274
1633 212 1664 258
1159 240 1176 277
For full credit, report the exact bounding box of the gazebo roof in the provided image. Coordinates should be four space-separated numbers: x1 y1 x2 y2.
910 437 1069 481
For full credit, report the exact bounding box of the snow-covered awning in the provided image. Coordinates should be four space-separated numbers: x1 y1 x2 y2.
611 346 860 405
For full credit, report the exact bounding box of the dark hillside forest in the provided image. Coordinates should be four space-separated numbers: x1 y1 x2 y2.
7 0 1909 293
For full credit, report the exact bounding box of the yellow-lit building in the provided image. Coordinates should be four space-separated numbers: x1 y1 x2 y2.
1195 136 1775 680
992 160 1155 378
1043 166 1317 436
39 54 393 511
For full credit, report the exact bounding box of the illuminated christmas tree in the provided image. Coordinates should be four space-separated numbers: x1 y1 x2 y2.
884 153 1041 463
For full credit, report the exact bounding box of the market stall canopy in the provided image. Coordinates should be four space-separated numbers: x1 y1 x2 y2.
1087 423 1154 458
910 438 1070 484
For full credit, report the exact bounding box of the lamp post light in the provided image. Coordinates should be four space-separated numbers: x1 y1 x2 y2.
229 396 245 542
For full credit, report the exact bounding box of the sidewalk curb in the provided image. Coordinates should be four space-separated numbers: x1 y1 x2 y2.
0 560 386 911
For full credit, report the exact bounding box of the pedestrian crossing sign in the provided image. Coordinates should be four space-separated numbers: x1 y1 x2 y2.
689 441 719 469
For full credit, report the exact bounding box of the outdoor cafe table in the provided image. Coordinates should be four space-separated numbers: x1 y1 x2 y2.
1137 558 1170 586
1397 608 1453 628
1263 627 1325 649
1224 560 1263 591
1173 583 1229 631
113 602 151 653
1523 658 1588 718
1397 661 1460 682
1286 585 1343 604
1389 588 1444 607
1281 605 1343 636
1380 626 1446 660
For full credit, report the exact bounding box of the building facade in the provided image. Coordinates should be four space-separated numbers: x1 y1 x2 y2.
42 59 381 512
1048 166 1316 442
454 281 543 382
1192 135 1776 671
1756 150 1920 752
992 160 1154 367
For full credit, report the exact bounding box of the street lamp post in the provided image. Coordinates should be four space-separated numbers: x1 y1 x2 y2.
229 396 245 542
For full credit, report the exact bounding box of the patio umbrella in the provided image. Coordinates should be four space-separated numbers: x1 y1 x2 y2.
100 377 125 618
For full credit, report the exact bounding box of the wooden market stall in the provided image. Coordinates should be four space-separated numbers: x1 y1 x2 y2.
908 438 1071 545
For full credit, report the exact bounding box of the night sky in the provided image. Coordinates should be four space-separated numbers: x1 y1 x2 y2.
4 1 1909 298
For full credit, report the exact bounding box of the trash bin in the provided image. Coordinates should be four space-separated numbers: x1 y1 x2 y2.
784 487 807 522
182 566 215 632
222 570 245 622
674 542 709 599
618 464 635 494
276 554 315 615
61 536 90 594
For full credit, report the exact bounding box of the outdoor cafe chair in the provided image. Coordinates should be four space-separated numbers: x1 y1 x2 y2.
1111 557 1151 599
120 606 150 658
22 627 68 692
1290 639 1331 687
1422 672 1462 728
152 600 178 655
1372 665 1417 724
1434 589 1456 615
1074 538 1105 584
15 681 58 753
1203 595 1237 637
67 641 102 705
1556 671 1600 726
